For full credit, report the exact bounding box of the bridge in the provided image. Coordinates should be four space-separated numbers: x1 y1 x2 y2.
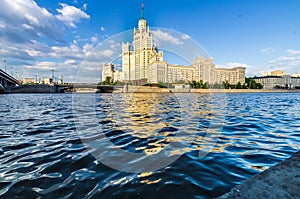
0 70 118 93
57 84 116 93
0 69 21 93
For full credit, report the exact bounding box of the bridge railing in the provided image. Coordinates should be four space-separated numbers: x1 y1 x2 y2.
0 69 21 86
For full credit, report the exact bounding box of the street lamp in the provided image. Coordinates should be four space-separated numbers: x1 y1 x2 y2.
35 74 38 84
51 69 54 84
128 43 131 85
3 60 6 72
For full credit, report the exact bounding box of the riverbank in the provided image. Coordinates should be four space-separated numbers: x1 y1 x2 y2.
8 84 57 93
190 89 300 93
117 85 300 93
218 150 300 198
2 84 300 94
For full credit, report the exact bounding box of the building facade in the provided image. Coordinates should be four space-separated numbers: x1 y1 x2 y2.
22 78 35 84
117 5 246 85
102 63 114 82
215 67 246 84
254 75 300 89
121 7 164 85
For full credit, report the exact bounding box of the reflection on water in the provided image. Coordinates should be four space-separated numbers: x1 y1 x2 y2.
0 93 300 198
112 93 182 138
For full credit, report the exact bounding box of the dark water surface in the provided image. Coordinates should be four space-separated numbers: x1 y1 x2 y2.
0 93 300 198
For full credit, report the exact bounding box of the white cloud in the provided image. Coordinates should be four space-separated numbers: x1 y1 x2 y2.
24 61 56 70
100 26 106 32
64 59 77 65
91 36 98 43
0 0 103 83
266 49 300 75
261 47 275 54
22 24 34 30
50 44 84 60
0 0 63 41
56 3 90 28
25 48 44 57
181 34 190 40
83 3 87 10
21 60 81 82
25 14 40 26
152 29 183 46
286 49 300 56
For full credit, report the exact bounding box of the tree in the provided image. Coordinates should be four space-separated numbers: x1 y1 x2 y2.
223 81 230 89
103 76 112 85
245 77 263 89
256 83 263 89
188 80 209 89
236 82 242 89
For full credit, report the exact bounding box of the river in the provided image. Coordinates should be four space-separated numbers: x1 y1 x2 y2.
0 92 299 198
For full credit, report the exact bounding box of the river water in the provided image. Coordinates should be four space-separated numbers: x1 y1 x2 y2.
0 92 300 198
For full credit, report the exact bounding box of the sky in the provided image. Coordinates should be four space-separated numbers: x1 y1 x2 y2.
0 0 300 82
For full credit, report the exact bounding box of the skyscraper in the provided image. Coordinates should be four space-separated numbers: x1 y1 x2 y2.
120 4 246 86
122 4 164 85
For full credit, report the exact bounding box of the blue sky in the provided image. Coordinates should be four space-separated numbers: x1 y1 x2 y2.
1 0 300 82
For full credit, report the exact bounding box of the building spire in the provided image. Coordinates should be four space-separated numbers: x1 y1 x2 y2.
141 3 145 19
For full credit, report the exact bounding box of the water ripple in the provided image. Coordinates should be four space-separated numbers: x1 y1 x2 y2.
0 93 300 198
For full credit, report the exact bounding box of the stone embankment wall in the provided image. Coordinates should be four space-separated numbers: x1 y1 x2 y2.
11 85 56 93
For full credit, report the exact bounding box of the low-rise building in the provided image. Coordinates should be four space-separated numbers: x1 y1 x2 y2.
254 75 300 89
262 70 286 77
292 73 300 78
43 78 53 85
271 70 286 76
22 78 35 84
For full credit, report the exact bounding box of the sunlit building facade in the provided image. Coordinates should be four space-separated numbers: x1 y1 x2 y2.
254 75 300 89
117 5 246 85
215 67 246 84
102 63 114 82
122 5 164 85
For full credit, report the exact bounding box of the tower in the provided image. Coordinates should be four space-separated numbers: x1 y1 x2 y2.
122 4 164 84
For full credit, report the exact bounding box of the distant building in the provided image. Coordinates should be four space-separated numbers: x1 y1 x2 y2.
113 70 123 82
43 78 53 85
254 75 300 89
57 75 63 84
271 70 286 76
102 63 114 82
22 78 35 84
215 67 246 85
292 73 300 78
167 65 195 83
262 70 286 77
193 57 215 83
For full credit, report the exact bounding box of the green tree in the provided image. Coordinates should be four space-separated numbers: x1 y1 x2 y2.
236 82 242 89
223 81 230 89
256 83 263 89
245 77 263 89
103 76 112 85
